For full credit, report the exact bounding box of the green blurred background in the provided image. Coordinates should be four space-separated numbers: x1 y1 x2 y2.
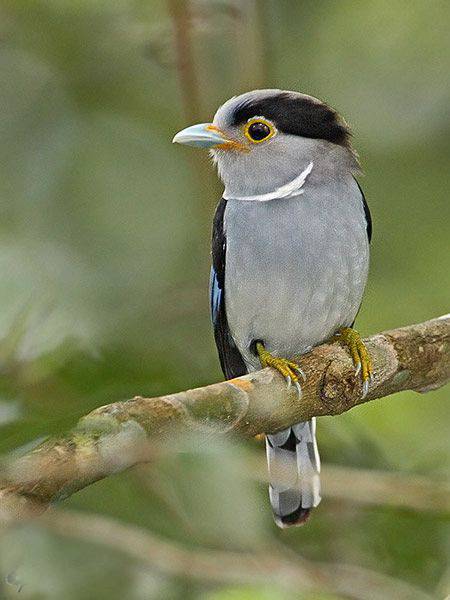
0 1 449 598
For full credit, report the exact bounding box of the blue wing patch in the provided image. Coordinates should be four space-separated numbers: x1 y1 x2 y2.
209 266 222 325
210 198 247 379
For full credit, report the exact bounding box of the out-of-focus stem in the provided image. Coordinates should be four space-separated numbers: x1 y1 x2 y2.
36 509 434 600
168 0 201 121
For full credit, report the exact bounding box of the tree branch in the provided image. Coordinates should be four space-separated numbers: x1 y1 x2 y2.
1 315 449 523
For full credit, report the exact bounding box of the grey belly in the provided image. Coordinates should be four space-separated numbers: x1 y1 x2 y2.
223 185 369 371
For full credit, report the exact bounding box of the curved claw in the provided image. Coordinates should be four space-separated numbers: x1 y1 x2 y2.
292 364 306 381
362 378 369 399
255 344 305 399
335 327 373 399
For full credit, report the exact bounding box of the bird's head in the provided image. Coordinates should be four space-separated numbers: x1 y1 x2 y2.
173 89 358 199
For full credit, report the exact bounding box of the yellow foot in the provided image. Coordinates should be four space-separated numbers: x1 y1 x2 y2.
333 327 373 398
255 341 305 397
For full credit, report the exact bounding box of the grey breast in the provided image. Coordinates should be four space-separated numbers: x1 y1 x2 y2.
223 175 369 371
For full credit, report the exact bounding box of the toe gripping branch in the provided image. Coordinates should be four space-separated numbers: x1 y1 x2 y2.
333 327 373 398
255 341 305 397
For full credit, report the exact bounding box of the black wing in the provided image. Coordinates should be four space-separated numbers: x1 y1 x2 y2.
354 178 372 242
350 178 372 327
210 198 247 379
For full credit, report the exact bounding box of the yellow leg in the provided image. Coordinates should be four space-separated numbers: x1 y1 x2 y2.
255 341 305 397
333 327 373 398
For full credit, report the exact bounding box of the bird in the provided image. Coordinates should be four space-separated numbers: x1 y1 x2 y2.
173 89 372 528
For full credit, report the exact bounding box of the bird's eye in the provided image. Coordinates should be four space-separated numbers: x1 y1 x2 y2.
248 122 270 140
244 118 275 144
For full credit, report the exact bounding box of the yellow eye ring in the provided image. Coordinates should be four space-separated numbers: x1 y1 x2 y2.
243 117 276 144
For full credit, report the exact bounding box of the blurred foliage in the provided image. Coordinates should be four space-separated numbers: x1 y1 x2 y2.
0 0 449 598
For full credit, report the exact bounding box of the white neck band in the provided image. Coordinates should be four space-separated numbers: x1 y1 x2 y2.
223 161 313 202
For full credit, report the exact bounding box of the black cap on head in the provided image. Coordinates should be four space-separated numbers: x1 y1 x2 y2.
231 92 351 148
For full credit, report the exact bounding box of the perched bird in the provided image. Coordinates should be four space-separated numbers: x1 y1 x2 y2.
173 89 372 528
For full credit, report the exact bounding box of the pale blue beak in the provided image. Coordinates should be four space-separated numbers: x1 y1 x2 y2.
172 123 226 149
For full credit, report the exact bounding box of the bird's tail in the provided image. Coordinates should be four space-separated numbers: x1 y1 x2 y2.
266 418 321 528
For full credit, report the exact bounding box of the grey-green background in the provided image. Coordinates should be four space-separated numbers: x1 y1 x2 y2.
0 1 449 599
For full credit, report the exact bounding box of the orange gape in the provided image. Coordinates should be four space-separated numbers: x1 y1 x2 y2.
206 125 250 153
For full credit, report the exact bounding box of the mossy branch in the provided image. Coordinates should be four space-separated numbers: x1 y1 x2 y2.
1 315 449 523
